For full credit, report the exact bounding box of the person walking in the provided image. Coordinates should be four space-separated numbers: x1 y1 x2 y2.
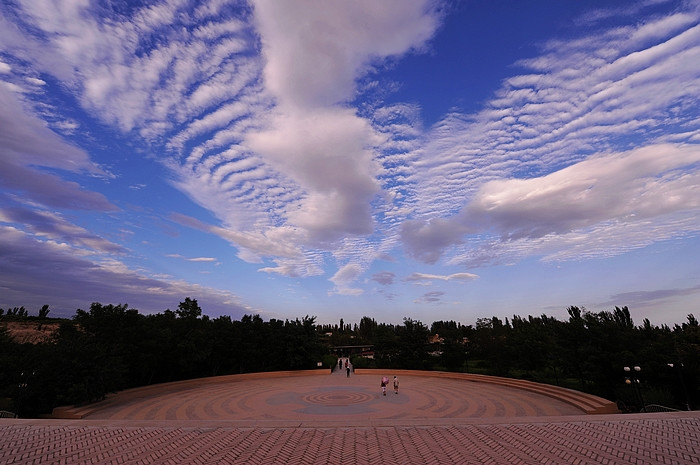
381 376 388 396
393 376 399 394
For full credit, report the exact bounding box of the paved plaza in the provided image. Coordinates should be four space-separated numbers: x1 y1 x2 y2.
1 369 699 464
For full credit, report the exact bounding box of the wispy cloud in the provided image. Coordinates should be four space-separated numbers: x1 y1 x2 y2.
166 0 441 282
372 271 396 286
0 226 251 318
406 142 700 267
0 88 114 211
414 291 445 304
401 10 700 267
604 284 700 312
405 272 478 284
0 0 699 319
166 254 218 263
0 204 126 254
329 263 365 295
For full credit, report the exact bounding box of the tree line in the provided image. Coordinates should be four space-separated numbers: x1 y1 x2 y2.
1 300 698 417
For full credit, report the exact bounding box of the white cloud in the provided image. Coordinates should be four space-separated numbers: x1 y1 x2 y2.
252 0 439 108
330 263 363 284
401 217 469 264
169 212 304 263
436 143 700 267
405 272 478 283
246 107 383 243
4 0 263 138
166 254 217 263
25 76 46 86
1 81 24 93
51 119 80 134
3 0 699 308
187 257 217 263
400 9 700 266
258 256 325 278
241 0 440 253
1 0 442 294
464 143 700 238
329 263 365 295
408 14 700 223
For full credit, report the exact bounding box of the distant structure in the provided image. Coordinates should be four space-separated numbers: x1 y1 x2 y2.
332 345 374 358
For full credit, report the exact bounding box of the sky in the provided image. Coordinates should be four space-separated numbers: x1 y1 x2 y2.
1 0 699 327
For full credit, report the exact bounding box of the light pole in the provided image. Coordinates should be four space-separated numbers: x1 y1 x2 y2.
15 371 32 418
624 366 646 413
667 363 692 411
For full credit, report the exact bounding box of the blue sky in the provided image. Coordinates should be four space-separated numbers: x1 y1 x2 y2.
1 0 699 327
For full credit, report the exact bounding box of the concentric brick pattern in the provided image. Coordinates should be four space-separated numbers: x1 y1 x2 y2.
62 372 583 420
2 371 699 464
302 391 374 406
2 415 699 464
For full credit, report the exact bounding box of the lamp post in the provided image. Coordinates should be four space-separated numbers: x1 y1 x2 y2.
15 370 33 418
624 366 646 413
667 363 692 411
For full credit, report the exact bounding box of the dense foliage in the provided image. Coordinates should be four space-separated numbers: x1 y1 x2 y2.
1 302 698 417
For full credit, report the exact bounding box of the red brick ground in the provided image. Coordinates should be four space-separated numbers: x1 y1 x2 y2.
2 369 698 464
64 369 586 421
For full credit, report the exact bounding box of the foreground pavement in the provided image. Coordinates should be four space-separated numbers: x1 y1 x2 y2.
2 370 698 464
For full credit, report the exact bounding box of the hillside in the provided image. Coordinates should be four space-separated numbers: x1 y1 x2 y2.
1 321 60 344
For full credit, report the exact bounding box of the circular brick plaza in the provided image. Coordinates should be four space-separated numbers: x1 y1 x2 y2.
2 369 699 464
66 369 585 422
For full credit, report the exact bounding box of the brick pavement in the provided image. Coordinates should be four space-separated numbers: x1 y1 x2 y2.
1 369 699 464
2 413 699 464
58 369 586 421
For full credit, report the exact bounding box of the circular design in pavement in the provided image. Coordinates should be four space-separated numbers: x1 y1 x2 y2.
302 391 373 406
75 371 592 421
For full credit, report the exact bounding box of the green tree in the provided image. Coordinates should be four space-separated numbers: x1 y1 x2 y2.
358 316 377 343
38 305 50 319
208 315 240 376
673 314 700 409
396 318 430 369
373 323 398 368
282 316 321 369
557 306 588 388
509 314 557 379
170 299 210 379
175 297 202 320
238 314 266 373
471 317 511 376
431 320 469 371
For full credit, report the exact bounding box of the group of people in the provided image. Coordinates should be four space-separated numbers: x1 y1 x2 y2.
380 375 399 396
336 358 399 395
338 358 352 377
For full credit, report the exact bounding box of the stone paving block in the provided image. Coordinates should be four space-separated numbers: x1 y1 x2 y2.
2 371 699 464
